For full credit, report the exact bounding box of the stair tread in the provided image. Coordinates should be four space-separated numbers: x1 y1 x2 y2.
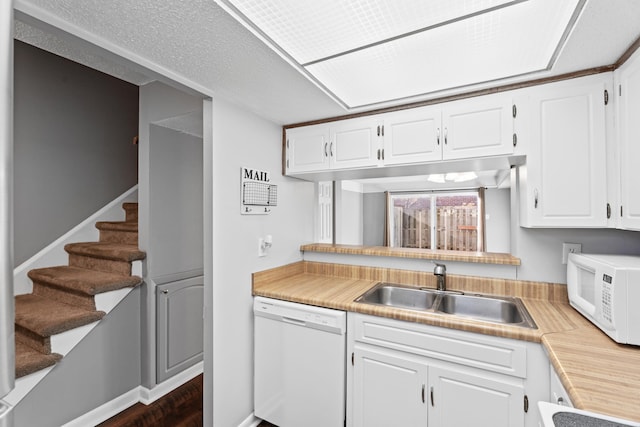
15 294 105 337
28 266 142 296
15 341 62 378
65 242 146 262
95 221 138 232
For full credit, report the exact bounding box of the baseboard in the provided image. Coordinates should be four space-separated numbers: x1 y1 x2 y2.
238 413 262 427
62 361 203 427
61 386 142 427
139 361 204 405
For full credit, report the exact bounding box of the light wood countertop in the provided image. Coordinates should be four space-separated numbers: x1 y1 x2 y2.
253 261 640 422
301 243 521 265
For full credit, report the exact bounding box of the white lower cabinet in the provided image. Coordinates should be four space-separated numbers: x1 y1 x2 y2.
428 365 524 427
347 313 547 427
353 345 428 427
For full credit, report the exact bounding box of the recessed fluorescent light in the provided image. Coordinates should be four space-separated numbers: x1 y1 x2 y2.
220 0 583 108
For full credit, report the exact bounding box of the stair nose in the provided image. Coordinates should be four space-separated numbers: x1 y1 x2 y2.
15 294 105 338
65 242 145 275
15 341 62 379
95 221 138 244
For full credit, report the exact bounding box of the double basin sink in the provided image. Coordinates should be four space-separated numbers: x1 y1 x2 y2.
355 282 537 329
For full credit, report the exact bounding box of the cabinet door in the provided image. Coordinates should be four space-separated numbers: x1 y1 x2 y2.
428 365 525 427
441 94 514 160
286 124 330 173
382 106 442 165
156 276 204 383
522 76 609 227
617 54 640 230
352 345 427 427
330 117 380 170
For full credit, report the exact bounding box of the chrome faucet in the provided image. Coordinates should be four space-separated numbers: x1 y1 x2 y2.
433 262 446 291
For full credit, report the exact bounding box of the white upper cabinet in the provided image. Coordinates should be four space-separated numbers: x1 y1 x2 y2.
285 92 516 175
518 74 610 227
381 106 442 165
285 118 379 174
330 116 380 170
616 51 640 230
285 123 330 173
441 94 516 160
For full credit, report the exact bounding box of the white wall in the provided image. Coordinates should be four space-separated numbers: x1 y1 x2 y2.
484 188 511 253
206 97 315 427
335 182 364 245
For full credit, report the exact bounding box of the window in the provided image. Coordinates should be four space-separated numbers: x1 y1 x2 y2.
386 189 485 252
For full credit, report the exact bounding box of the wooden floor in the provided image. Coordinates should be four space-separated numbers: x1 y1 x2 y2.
98 373 277 426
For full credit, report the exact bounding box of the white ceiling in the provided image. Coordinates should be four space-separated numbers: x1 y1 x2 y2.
12 0 640 125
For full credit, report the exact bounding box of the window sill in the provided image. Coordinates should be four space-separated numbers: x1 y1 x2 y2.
300 243 521 266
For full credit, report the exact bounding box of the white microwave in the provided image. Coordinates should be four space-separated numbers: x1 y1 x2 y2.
567 253 640 346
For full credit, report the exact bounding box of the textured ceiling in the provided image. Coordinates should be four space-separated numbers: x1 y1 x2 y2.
12 0 640 125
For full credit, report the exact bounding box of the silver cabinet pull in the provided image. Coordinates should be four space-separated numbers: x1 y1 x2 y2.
444 128 448 145
437 128 440 145
430 386 434 406
377 149 381 160
421 384 425 403
330 142 333 157
324 142 328 157
534 189 539 209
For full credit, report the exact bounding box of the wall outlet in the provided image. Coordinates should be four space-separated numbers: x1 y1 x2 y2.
562 243 582 264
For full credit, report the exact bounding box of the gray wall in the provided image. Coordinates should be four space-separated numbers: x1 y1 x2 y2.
13 41 138 265
148 124 203 280
14 287 141 427
363 192 385 246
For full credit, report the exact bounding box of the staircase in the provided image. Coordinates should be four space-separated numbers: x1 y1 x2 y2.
14 202 145 379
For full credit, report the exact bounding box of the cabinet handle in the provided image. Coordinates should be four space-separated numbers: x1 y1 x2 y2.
512 133 518 147
421 384 425 403
377 125 380 137
351 352 354 366
377 149 381 160
381 125 385 137
437 128 440 145
444 128 448 145
607 203 611 219
430 386 434 406
162 290 169 294
330 142 334 157
382 148 384 160
324 142 328 157
534 189 539 209
512 104 517 118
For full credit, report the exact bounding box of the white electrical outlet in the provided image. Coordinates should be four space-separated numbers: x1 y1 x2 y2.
258 237 266 257
562 243 582 264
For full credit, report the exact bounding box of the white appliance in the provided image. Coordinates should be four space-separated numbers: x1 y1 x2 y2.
567 253 640 346
254 296 346 427
539 402 640 426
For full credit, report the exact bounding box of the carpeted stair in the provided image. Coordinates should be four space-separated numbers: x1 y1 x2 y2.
14 202 145 378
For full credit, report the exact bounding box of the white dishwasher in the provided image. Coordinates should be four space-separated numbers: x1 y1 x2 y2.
254 296 346 427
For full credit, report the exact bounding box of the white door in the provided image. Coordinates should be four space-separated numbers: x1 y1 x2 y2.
441 94 514 160
617 54 640 230
286 123 330 173
330 117 380 170
382 106 442 165
352 345 428 427
523 76 609 227
428 365 525 427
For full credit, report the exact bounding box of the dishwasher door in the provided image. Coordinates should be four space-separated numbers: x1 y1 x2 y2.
254 297 346 427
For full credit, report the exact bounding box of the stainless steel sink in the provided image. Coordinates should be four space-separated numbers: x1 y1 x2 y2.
435 293 536 328
355 283 439 311
355 283 537 329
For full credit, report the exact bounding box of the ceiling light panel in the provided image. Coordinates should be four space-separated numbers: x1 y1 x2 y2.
224 0 522 64
305 0 580 107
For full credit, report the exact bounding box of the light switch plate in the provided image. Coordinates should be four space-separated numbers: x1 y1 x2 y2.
562 243 582 264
